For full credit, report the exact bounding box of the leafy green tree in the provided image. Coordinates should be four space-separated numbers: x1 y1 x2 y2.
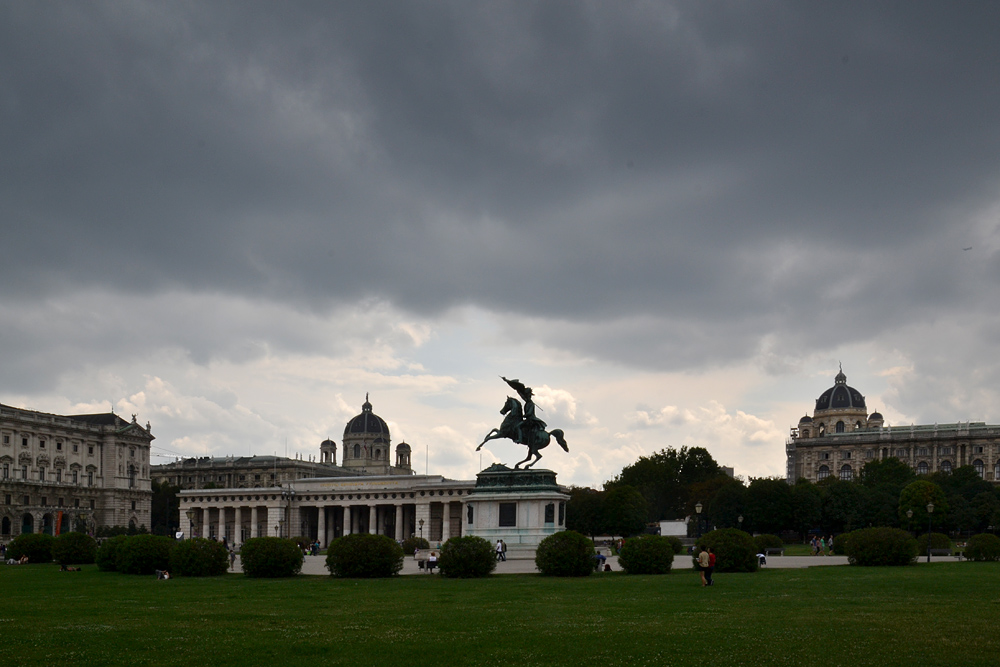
929 466 993 501
704 477 747 529
898 480 949 528
819 479 865 533
608 447 721 521
790 479 822 538
858 457 916 491
602 485 648 538
745 477 793 535
151 479 181 536
565 486 605 538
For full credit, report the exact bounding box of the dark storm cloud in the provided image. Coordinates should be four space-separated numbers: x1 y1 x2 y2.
3 1 1000 371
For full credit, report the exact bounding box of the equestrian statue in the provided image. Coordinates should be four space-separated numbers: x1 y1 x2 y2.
476 377 568 469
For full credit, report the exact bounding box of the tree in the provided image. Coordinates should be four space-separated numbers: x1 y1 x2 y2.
704 477 747 529
565 487 605 538
745 477 793 535
608 446 721 521
820 478 865 533
602 485 648 538
898 480 949 528
790 479 823 538
151 480 181 536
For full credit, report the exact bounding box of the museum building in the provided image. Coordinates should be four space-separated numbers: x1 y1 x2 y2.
786 369 1000 484
1 403 154 540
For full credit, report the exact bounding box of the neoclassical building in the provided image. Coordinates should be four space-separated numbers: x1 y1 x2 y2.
786 369 1000 484
1 403 154 540
178 398 569 548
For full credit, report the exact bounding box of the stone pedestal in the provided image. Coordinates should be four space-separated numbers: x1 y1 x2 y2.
464 464 569 560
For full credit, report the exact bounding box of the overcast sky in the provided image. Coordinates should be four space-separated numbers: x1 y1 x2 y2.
3 1 1000 487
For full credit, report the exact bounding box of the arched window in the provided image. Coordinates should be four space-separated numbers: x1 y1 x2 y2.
855 421 862 430
836 421 845 433
973 459 984 478
353 444 361 458
940 460 953 474
800 429 810 438
818 424 826 437
817 465 830 480
917 461 928 475
839 464 853 481
374 449 381 460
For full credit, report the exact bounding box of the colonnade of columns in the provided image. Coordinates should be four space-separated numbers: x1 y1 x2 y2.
180 498 467 548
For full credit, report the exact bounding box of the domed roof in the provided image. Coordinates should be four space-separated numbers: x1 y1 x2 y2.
815 368 866 412
798 414 813 423
868 411 883 421
396 441 411 451
344 394 390 438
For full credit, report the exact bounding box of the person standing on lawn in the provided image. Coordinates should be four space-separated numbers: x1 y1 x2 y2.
697 546 710 586
706 548 716 586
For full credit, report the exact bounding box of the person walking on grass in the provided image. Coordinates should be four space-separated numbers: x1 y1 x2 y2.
697 546 710 586
706 548 716 586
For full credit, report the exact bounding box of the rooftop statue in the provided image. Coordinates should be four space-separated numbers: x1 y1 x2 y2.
476 377 568 469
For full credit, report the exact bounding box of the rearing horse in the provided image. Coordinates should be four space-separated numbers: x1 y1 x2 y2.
476 396 569 469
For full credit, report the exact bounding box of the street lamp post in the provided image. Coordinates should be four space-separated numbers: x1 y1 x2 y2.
906 509 913 538
418 518 424 539
185 510 195 539
738 515 744 532
695 502 703 539
926 502 934 563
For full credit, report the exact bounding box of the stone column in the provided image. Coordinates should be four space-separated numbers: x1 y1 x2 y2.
217 507 226 542
415 502 431 542
317 506 327 546
251 506 259 538
266 505 283 538
234 506 243 546
369 505 377 534
394 504 403 541
180 506 192 539
441 502 451 543
343 505 352 535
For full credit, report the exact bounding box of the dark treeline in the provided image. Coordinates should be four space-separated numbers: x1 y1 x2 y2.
568 449 1000 539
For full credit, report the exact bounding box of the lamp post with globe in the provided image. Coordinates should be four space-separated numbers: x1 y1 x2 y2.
695 502 703 539
926 502 934 563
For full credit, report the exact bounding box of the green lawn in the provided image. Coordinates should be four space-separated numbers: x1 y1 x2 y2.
3 562 998 666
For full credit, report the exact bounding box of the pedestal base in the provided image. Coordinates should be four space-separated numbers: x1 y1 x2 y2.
464 464 569 559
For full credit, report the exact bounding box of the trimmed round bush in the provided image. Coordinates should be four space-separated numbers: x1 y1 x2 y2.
964 533 1000 562
95 535 129 571
52 532 97 565
832 533 851 555
753 534 783 554
535 530 595 577
845 527 917 566
402 535 430 555
240 537 304 578
663 535 684 555
7 533 54 564
438 535 496 578
618 534 674 574
170 537 229 576
326 533 403 578
696 529 757 573
118 535 174 575
916 532 952 555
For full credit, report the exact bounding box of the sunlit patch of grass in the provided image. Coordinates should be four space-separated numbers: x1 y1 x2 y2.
2 562 998 666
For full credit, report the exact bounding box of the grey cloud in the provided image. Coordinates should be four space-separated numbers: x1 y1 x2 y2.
3 1 1000 375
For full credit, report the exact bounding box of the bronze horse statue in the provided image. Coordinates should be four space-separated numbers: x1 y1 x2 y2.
477 395 568 469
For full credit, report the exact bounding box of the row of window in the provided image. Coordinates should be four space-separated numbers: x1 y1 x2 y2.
815 445 993 461
1 463 95 485
3 493 95 509
2 434 98 455
818 459 996 480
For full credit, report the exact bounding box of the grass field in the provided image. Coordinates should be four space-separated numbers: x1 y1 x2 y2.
3 562 998 666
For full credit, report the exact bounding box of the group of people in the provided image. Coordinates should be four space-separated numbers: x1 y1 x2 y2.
810 535 834 556
494 539 507 561
696 546 716 586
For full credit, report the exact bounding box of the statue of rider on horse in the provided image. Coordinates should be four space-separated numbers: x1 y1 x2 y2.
476 377 568 469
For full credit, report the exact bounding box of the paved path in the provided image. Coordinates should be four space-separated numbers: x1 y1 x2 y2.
229 553 964 576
